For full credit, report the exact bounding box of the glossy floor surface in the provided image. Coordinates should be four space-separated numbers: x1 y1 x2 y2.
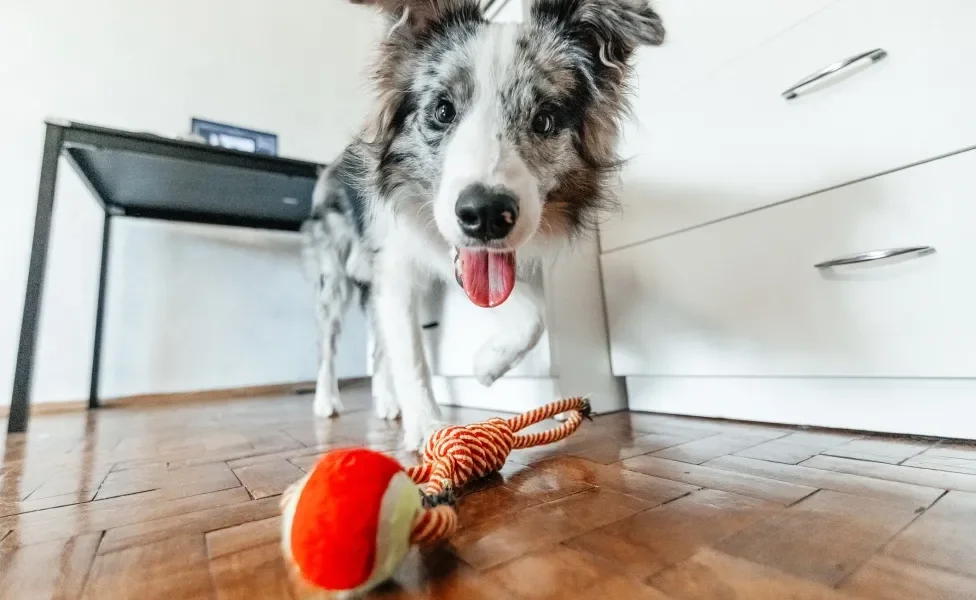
2 382 976 599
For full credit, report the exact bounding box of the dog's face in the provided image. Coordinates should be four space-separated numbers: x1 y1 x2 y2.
361 0 664 306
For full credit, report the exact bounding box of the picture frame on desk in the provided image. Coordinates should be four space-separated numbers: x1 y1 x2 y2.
191 118 278 156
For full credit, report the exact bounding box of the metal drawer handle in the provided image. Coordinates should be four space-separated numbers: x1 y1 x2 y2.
782 48 887 100
814 246 935 269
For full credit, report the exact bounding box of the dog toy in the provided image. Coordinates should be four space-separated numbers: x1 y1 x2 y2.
280 396 590 597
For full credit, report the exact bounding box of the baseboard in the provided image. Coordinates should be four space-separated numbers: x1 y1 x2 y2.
626 376 976 440
431 377 560 413
430 376 626 415
0 380 319 417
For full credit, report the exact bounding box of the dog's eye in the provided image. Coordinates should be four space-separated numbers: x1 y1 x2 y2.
433 99 457 125
532 110 555 136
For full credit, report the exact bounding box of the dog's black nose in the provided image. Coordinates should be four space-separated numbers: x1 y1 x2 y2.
455 184 519 241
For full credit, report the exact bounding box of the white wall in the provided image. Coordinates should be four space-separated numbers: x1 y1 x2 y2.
0 0 382 404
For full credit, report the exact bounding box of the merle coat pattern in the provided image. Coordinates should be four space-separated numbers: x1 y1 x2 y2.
306 0 664 450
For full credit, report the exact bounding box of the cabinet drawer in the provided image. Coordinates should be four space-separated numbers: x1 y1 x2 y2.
629 0 836 92
602 147 976 377
603 0 976 250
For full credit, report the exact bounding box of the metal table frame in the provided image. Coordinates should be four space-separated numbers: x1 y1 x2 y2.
8 120 322 433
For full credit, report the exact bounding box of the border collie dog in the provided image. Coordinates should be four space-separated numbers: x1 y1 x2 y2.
304 0 664 450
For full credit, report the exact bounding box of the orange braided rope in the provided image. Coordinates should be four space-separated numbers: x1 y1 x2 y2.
405 396 591 498
409 505 457 545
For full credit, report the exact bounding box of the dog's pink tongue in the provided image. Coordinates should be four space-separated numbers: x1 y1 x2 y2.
459 249 516 308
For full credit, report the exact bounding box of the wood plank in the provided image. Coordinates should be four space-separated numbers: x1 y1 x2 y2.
650 548 858 600
224 445 331 470
496 462 595 503
206 516 282 559
822 438 932 465
620 456 817 505
99 496 281 554
840 555 976 600
714 490 920 585
650 433 786 465
802 454 976 492
0 489 98 517
209 542 295 600
482 547 608 600
567 433 701 465
564 489 779 579
531 456 698 504
0 532 101 600
705 455 943 509
25 465 112 500
81 534 214 600
733 431 859 465
0 487 251 546
884 491 976 577
903 454 976 476
286 454 320 473
733 441 833 465
232 459 305 500
572 576 674 600
95 462 241 501
450 487 652 570
456 481 542 528
378 545 512 600
925 441 976 460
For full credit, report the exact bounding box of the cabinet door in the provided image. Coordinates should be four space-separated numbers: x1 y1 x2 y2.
603 0 976 251
602 148 976 378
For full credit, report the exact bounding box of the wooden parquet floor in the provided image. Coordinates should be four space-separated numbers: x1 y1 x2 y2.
2 382 976 599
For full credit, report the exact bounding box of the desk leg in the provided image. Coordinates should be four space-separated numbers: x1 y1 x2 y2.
89 213 112 409
8 124 64 434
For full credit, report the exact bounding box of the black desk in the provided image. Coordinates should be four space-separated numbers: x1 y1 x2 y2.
8 120 323 433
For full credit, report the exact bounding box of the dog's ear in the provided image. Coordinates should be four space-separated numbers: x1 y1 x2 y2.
357 0 483 173
531 0 665 58
352 0 481 32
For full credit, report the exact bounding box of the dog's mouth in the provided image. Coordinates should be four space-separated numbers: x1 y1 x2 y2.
453 247 516 308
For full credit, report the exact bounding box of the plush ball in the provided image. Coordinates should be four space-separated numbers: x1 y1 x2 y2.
283 448 422 596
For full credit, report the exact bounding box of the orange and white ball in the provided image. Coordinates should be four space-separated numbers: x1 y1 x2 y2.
280 448 423 597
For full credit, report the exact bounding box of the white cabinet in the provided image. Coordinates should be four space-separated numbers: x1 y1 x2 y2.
596 0 976 437
603 0 976 250
603 147 976 378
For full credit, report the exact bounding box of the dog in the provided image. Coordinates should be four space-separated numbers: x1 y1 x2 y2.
304 0 665 450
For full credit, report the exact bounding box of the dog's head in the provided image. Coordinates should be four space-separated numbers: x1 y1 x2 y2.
358 0 664 306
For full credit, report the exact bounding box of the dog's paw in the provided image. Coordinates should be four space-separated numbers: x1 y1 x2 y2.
372 375 400 420
374 394 401 421
473 337 525 387
313 391 343 419
402 415 444 452
401 423 426 453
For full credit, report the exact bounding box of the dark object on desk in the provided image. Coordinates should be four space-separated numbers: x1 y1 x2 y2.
8 120 324 433
190 117 279 156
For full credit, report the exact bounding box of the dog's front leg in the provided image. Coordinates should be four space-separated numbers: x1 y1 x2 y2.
473 281 545 387
374 250 441 451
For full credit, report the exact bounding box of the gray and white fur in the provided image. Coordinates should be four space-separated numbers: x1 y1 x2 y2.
306 0 664 450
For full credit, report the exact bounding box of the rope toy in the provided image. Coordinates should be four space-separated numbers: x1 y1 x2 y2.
280 397 590 597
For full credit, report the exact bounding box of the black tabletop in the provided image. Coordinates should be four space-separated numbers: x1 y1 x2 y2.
55 120 325 231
